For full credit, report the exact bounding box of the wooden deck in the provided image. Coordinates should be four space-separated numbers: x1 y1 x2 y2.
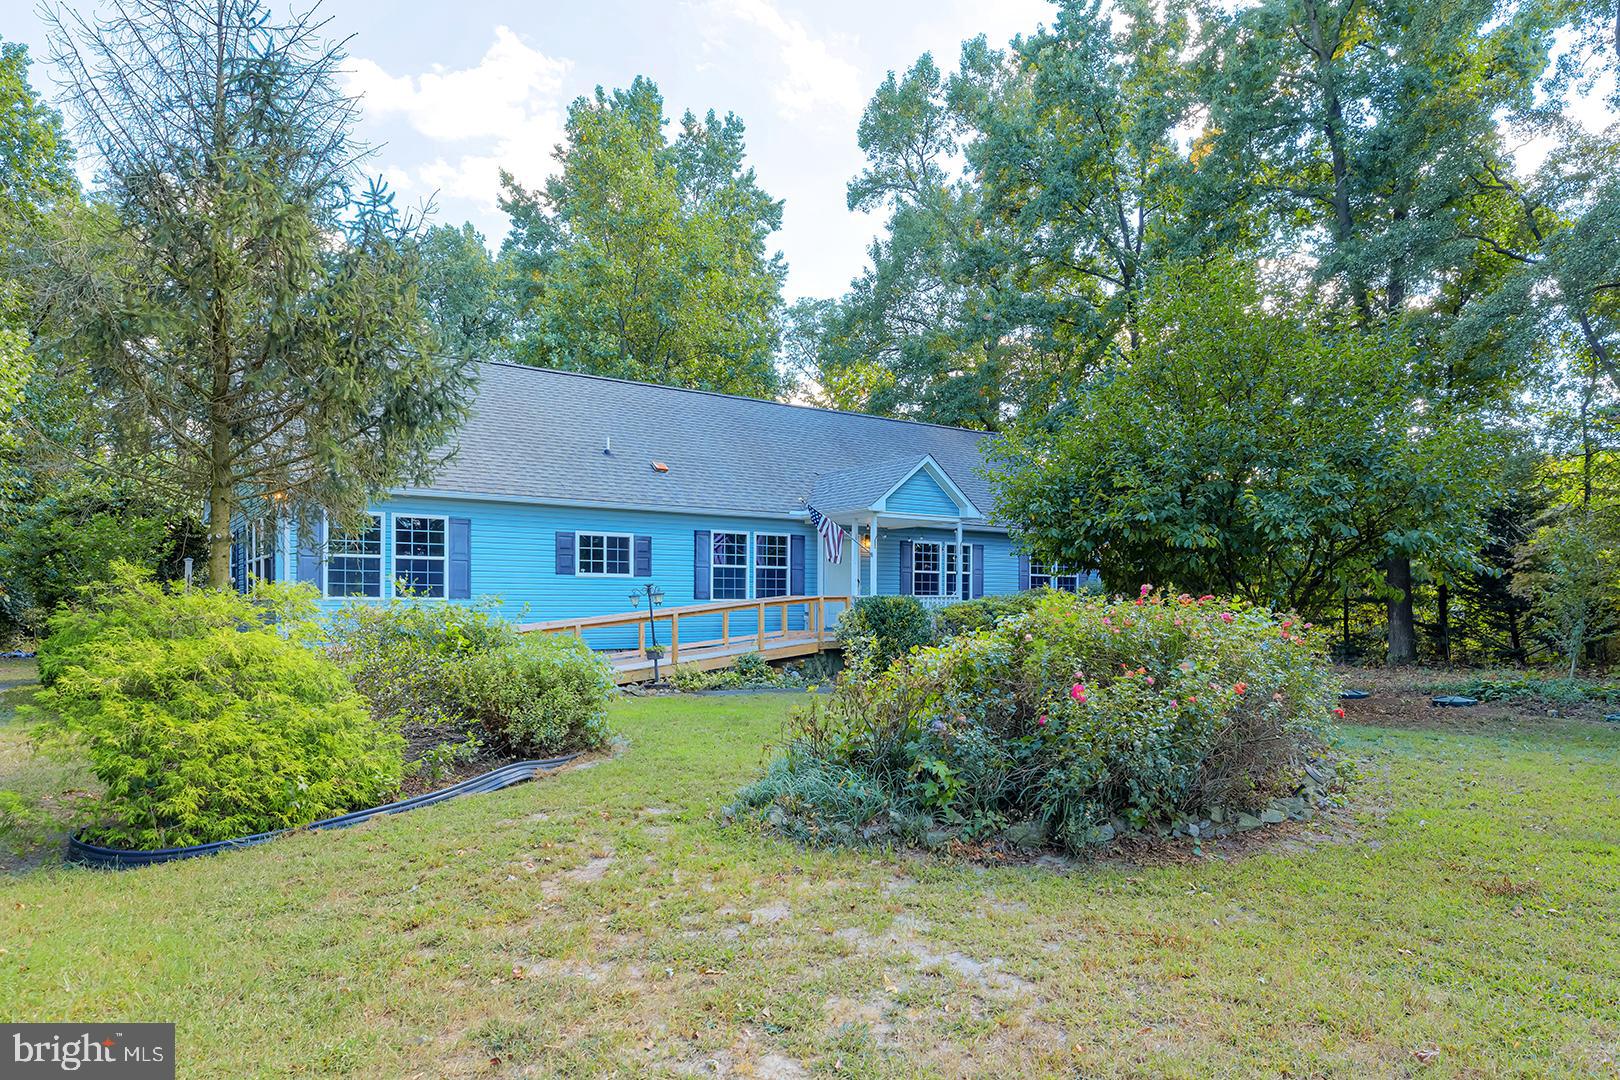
518 594 852 684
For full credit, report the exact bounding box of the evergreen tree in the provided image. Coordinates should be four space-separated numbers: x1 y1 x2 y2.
30 0 473 586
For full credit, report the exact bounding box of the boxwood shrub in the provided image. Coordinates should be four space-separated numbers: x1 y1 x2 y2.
29 566 403 848
835 595 935 671
732 588 1339 853
458 633 615 756
326 601 613 760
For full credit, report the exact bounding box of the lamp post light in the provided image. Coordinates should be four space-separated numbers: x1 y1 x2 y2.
626 582 667 684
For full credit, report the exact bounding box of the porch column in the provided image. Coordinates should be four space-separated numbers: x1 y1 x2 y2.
955 521 965 599
867 516 879 597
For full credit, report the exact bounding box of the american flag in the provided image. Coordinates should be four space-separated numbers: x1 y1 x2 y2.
807 506 844 564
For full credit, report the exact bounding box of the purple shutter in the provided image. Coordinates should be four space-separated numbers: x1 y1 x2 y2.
634 535 652 577
899 539 913 596
448 518 471 599
789 535 806 595
693 530 711 600
971 544 985 598
1017 555 1031 591
297 524 322 592
556 531 575 576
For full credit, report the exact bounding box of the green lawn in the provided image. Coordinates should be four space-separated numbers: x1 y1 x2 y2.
2 680 1618 1077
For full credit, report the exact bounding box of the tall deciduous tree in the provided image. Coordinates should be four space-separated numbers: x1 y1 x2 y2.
0 40 76 490
499 79 785 397
1193 0 1556 659
31 0 472 586
417 222 513 362
988 260 1498 616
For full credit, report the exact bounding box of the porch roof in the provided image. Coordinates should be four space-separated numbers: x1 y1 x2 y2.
808 454 983 521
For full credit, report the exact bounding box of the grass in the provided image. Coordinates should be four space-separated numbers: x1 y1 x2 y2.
1 677 1618 1077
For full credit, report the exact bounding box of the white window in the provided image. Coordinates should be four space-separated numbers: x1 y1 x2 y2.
247 521 276 585
395 515 448 598
327 514 383 598
577 532 632 577
755 533 789 597
1030 560 1081 593
712 531 749 599
232 519 275 591
913 541 971 597
913 541 943 597
946 543 972 597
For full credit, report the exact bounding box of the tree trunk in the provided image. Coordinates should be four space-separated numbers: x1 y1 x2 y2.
1435 582 1450 663
1386 556 1416 664
207 476 233 588
1507 609 1524 665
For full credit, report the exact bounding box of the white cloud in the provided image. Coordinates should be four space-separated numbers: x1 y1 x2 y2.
344 27 572 208
701 0 865 120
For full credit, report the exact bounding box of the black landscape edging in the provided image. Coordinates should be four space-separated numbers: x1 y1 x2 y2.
66 753 581 870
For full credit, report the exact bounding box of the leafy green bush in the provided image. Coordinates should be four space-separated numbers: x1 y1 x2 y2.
835 595 934 671
326 598 516 755
28 566 403 848
934 592 1044 638
732 588 1338 854
1433 674 1620 705
667 651 808 692
458 634 614 756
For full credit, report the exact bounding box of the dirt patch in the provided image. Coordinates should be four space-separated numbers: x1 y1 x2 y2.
835 919 1035 997
564 853 616 883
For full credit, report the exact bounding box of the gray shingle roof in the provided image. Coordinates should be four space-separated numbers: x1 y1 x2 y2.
808 455 936 514
409 362 1000 526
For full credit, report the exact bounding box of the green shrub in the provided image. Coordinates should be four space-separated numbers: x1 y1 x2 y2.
1432 674 1620 705
732 650 774 684
732 588 1338 854
458 634 614 756
326 598 516 755
934 592 1043 638
28 566 403 848
836 595 934 671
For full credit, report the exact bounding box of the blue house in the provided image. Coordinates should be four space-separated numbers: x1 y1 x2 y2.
233 363 1084 668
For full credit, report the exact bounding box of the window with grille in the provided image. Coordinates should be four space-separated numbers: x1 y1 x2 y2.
755 533 789 597
327 514 383 598
395 515 447 598
913 541 943 596
1030 560 1080 592
946 543 972 597
712 532 749 599
577 532 632 576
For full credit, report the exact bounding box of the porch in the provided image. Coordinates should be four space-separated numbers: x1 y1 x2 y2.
518 594 853 685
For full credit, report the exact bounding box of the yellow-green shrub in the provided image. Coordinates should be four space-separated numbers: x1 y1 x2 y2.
29 566 402 848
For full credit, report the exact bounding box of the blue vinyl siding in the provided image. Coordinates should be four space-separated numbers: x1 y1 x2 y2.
883 470 958 517
871 527 1021 598
288 498 822 651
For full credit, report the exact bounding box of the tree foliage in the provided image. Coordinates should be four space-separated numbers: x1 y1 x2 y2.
29 0 473 585
989 260 1498 615
499 78 785 396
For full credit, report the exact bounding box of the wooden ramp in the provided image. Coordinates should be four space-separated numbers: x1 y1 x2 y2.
518 594 852 685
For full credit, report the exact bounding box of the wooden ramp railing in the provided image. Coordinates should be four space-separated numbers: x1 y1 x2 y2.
517 595 852 684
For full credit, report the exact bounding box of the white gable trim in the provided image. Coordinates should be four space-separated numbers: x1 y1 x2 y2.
871 455 982 518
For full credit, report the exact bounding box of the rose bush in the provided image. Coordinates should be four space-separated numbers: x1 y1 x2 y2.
731 587 1339 853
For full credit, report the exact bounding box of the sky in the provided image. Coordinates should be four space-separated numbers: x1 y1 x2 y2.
1 0 1057 301
4 0 1613 304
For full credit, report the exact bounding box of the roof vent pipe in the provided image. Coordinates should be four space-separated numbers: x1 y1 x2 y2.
604 436 612 455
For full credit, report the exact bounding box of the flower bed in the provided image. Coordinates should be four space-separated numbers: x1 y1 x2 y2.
729 587 1341 854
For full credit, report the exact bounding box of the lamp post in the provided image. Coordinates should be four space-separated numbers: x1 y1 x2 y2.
626 582 667 684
